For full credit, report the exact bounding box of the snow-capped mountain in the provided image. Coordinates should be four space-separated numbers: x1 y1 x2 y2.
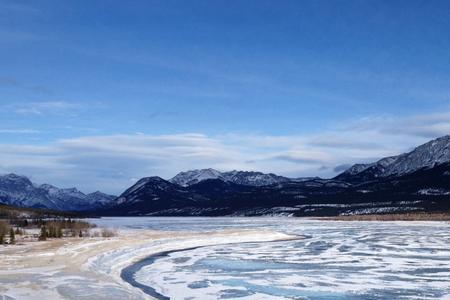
0 174 116 211
114 176 193 205
222 170 290 186
170 169 290 187
336 135 450 182
0 174 58 209
86 191 117 206
170 169 224 186
102 161 450 217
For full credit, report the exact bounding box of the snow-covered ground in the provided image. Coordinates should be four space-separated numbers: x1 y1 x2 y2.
90 217 450 300
136 219 450 299
1 217 450 300
0 225 294 300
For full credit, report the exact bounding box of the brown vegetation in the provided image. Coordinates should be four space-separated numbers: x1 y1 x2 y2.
324 212 450 221
100 228 117 237
0 204 117 245
37 219 95 240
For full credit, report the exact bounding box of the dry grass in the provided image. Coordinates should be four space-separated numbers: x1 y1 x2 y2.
100 228 117 237
323 212 450 221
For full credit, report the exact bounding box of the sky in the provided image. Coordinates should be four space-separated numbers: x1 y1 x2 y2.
1 0 450 194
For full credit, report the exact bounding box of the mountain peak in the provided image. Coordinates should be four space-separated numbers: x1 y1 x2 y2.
137 176 167 184
170 169 289 187
3 173 24 179
336 135 450 181
1 173 32 182
170 169 223 187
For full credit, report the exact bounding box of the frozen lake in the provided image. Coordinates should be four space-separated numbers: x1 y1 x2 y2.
91 217 450 299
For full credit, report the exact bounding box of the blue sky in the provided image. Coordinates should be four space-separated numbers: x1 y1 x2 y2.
1 0 450 193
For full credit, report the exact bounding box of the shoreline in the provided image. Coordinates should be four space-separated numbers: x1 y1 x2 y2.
318 212 450 221
0 228 296 300
120 236 303 300
121 247 197 300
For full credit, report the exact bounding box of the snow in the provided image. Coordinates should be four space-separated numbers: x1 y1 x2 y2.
170 169 289 187
417 188 450 196
170 169 224 186
96 217 450 300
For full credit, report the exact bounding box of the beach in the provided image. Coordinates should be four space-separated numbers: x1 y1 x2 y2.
0 228 295 300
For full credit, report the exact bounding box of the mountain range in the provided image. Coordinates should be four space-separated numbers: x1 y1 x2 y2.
101 136 450 216
2 135 450 216
0 174 115 211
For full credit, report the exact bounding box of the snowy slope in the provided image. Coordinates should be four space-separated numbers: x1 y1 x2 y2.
170 169 290 187
170 169 224 186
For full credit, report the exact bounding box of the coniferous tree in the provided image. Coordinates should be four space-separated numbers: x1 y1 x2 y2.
39 226 47 241
49 226 55 238
0 221 8 241
9 227 15 244
0 233 4 245
79 230 83 238
57 226 63 238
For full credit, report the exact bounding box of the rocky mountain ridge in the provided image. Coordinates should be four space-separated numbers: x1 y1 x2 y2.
0 173 116 211
170 168 290 187
102 135 450 216
335 135 450 182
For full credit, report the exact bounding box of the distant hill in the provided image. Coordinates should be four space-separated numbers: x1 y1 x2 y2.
0 203 83 219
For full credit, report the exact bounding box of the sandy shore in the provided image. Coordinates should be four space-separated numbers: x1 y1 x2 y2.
0 229 296 300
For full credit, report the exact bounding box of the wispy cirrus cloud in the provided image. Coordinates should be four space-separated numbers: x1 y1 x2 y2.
382 112 450 138
8 101 82 116
2 101 106 116
0 129 41 134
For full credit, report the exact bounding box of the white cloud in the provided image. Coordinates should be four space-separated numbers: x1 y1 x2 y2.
1 101 106 116
0 129 41 134
0 110 448 194
2 101 81 116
